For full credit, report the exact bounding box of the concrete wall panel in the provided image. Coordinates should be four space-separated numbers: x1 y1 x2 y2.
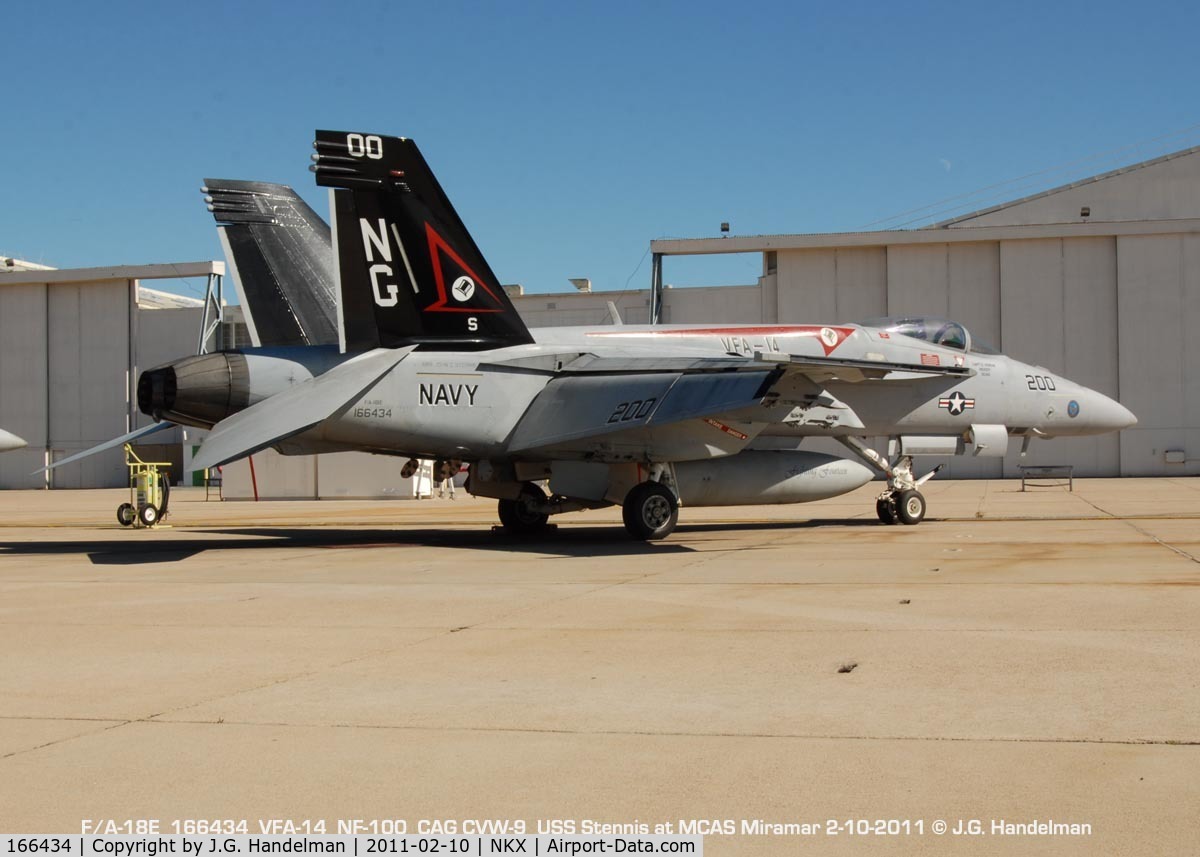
78 282 131 442
46 281 131 488
1059 237 1121 476
1183 234 1200 438
221 448 317 499
665 285 762 324
316 452 414 499
1117 235 1190 475
999 239 1065 372
886 244 948 317
776 249 838 322
947 242 1001 346
47 285 83 449
0 283 48 488
833 247 887 321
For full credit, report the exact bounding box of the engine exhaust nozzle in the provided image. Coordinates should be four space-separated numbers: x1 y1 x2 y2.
137 352 249 428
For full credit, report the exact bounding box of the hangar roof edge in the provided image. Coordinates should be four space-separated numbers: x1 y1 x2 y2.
0 260 225 285
932 145 1200 227
650 218 1200 255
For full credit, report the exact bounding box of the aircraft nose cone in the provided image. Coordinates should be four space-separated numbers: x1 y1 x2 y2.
1083 393 1137 432
0 428 27 453
1112 400 1137 430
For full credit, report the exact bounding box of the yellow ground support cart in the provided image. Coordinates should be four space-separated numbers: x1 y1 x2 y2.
116 444 172 527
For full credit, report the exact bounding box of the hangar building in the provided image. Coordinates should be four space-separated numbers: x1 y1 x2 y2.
1 145 1196 492
520 146 1200 479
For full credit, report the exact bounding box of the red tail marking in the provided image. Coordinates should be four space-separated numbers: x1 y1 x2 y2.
424 222 504 313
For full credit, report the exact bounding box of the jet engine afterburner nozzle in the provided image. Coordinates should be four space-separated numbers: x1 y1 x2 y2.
137 352 250 428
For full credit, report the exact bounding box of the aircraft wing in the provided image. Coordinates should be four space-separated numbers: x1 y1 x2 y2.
34 421 175 474
506 369 780 455
542 351 972 382
751 350 972 383
191 347 412 471
495 348 970 459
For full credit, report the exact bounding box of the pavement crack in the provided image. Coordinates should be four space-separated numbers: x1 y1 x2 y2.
0 718 133 760
136 718 1200 748
1076 495 1200 565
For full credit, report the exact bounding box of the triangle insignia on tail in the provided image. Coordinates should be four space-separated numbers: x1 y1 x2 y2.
425 223 506 313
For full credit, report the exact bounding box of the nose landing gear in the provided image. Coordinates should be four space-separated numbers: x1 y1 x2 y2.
842 437 939 526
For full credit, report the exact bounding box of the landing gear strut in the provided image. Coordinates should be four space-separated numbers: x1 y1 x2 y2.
841 438 940 527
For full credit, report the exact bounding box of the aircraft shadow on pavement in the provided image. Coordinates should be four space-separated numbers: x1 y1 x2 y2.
0 526 699 566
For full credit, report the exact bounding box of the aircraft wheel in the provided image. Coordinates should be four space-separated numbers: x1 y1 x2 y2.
497 483 549 534
138 504 160 527
116 503 135 527
875 496 899 525
622 481 679 541
896 489 926 526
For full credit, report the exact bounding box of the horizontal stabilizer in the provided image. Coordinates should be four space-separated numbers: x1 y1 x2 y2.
191 347 411 471
33 422 175 474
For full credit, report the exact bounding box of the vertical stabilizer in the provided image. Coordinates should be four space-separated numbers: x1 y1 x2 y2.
311 130 533 352
202 179 338 347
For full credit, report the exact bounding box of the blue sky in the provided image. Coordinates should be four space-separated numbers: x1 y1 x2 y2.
2 0 1197 300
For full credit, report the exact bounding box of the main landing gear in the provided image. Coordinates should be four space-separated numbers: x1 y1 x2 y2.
620 464 680 541
491 467 682 541
497 482 551 535
841 438 941 527
623 480 679 540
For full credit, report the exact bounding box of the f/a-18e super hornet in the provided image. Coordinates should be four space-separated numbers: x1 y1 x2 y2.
116 131 1138 538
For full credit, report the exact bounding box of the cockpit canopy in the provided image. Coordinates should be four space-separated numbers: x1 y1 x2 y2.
857 316 1000 355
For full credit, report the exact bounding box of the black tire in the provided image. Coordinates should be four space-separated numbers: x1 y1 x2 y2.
158 473 171 517
622 481 679 540
875 496 899 525
896 489 926 525
116 503 135 527
138 504 160 527
497 483 549 534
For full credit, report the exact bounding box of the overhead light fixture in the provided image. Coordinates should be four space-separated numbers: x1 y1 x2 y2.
569 278 591 293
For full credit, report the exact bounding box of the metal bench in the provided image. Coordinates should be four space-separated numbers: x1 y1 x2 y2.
1019 464 1074 492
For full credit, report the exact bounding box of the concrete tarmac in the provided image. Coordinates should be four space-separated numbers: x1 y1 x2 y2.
0 479 1198 855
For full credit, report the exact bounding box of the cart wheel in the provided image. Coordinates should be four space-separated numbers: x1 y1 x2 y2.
138 504 160 527
116 503 135 527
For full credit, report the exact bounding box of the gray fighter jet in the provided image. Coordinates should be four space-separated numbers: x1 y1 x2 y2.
93 131 1140 539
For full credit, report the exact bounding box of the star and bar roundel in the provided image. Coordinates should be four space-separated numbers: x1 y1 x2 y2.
939 391 975 415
